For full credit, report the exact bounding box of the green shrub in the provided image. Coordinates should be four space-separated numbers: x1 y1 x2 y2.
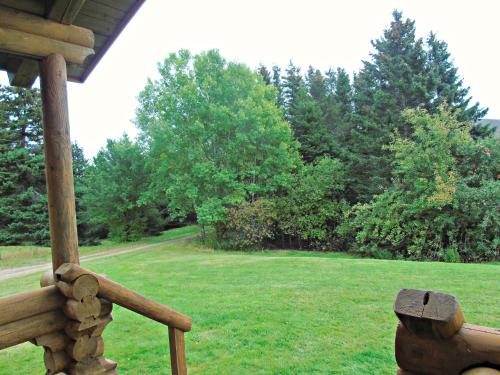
216 199 277 250
275 157 350 250
348 108 499 262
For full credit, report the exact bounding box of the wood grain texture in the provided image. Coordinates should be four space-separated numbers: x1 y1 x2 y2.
66 335 98 361
39 53 80 273
169 327 187 375
68 355 117 374
0 310 67 349
56 263 192 331
395 323 500 374
48 0 87 25
0 5 94 47
41 269 56 287
99 298 112 317
90 314 112 337
0 0 45 15
8 58 38 87
44 348 70 373
57 274 99 301
0 27 94 64
0 286 64 325
396 370 419 375
394 288 464 339
33 331 69 352
65 316 101 340
94 336 104 357
64 296 101 322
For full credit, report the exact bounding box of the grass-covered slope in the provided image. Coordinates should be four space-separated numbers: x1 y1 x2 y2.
0 239 498 374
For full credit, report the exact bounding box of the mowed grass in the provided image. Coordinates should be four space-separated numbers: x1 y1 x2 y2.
0 239 498 374
0 225 198 269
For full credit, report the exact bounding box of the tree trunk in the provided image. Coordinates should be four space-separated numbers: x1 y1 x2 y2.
199 224 206 246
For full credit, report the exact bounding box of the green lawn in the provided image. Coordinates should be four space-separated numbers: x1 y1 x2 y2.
0 225 198 269
0 237 498 374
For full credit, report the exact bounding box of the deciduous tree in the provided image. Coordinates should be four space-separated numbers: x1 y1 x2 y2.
136 50 299 241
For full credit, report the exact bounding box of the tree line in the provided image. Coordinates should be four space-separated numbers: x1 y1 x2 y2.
1 11 498 261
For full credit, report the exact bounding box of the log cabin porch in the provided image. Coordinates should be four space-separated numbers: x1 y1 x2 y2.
0 1 190 373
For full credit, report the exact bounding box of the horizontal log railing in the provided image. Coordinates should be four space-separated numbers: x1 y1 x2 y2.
0 285 64 326
0 286 66 349
55 263 192 332
0 264 191 374
55 263 190 375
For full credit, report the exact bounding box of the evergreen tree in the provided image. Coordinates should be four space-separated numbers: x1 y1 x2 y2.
0 85 48 245
323 68 354 160
350 10 429 200
85 135 164 241
0 85 103 245
346 10 490 202
425 32 490 137
349 108 499 262
282 62 303 121
257 64 271 85
355 10 429 137
283 63 335 162
305 66 327 101
271 65 284 108
72 143 104 245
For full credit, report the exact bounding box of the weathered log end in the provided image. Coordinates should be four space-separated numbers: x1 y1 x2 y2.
394 288 464 339
394 289 500 375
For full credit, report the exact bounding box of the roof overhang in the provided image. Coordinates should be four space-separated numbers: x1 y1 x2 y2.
0 0 146 87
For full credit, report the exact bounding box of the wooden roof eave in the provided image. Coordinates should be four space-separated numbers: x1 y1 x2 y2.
0 0 146 87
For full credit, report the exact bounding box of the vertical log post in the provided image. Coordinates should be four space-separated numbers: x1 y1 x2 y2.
39 53 80 273
168 327 187 375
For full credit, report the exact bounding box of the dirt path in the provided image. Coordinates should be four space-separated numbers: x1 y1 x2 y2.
0 234 196 282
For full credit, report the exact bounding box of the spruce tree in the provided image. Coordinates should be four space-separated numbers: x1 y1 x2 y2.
283 63 335 162
0 85 97 245
323 68 354 160
425 32 490 137
349 10 474 201
305 66 327 101
257 64 271 85
282 62 303 121
271 65 284 108
356 10 429 137
72 143 103 245
0 85 48 245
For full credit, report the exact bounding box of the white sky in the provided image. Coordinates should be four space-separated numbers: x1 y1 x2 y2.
2 0 499 157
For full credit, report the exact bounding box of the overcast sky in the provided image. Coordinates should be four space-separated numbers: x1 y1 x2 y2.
2 0 499 157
